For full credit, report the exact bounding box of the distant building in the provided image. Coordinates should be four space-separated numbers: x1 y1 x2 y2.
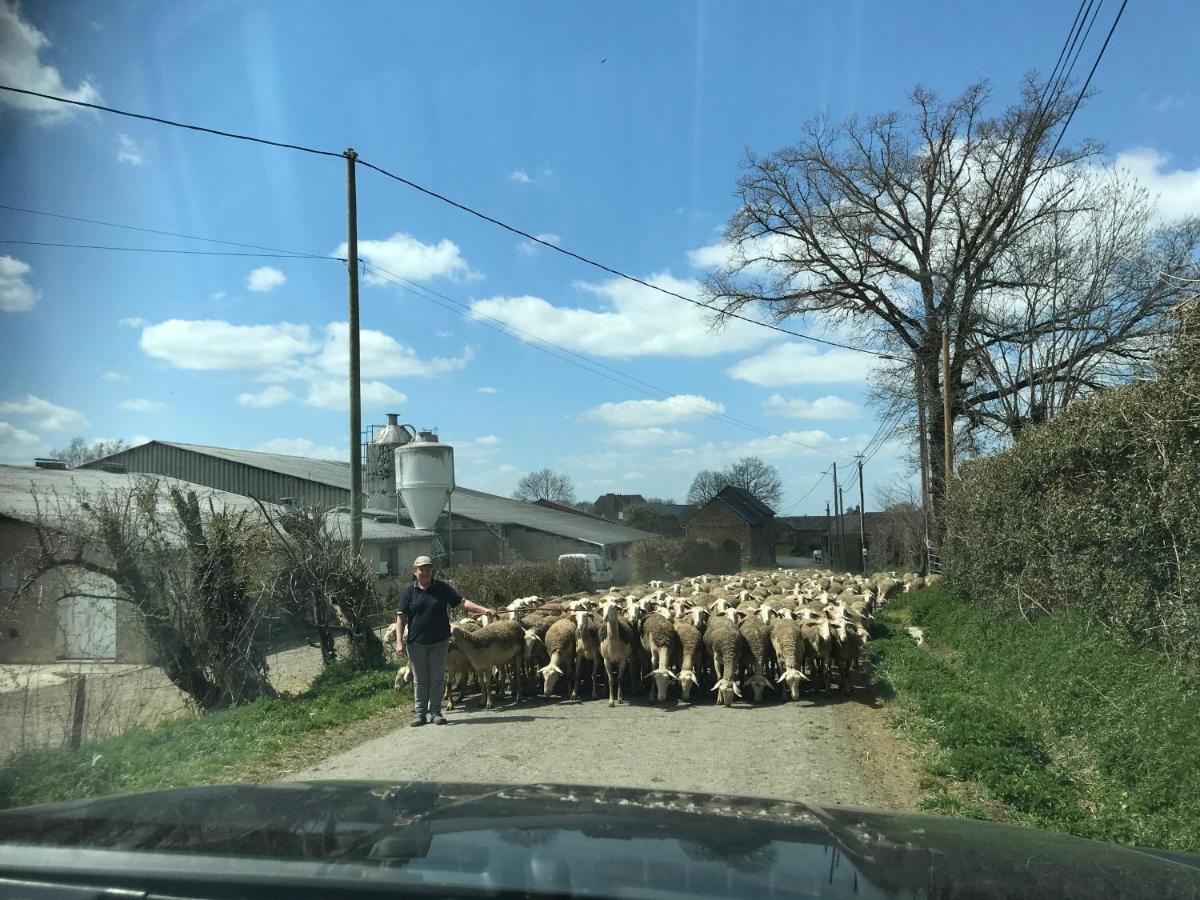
776 507 892 568
81 441 650 579
592 493 646 523
684 486 776 566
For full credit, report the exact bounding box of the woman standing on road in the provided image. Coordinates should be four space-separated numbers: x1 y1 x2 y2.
395 555 493 727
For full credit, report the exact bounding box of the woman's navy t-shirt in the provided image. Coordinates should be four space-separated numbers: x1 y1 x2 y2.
398 579 463 644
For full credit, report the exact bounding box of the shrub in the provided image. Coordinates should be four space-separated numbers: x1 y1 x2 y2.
442 560 592 606
944 299 1200 662
633 537 727 580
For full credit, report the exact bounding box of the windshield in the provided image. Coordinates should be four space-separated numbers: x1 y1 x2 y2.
1 0 1198 893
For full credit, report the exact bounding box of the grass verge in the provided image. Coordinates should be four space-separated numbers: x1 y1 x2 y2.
0 660 408 810
870 586 1200 853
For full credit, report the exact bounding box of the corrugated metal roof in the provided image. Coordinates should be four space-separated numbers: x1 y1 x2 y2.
449 488 652 547
0 465 428 545
156 442 352 490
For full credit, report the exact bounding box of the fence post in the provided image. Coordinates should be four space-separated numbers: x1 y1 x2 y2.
67 674 87 750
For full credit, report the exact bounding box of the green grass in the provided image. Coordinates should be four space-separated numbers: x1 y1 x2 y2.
870 586 1200 853
0 661 408 810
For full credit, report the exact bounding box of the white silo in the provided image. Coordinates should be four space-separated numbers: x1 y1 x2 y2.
366 413 414 510
395 431 455 531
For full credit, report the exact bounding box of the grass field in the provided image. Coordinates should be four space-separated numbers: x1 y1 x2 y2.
0 660 407 810
870 586 1200 853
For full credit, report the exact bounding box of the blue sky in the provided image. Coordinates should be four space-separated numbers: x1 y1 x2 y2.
2 0 1198 512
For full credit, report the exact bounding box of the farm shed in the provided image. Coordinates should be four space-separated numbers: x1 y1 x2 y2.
84 441 650 579
685 486 777 567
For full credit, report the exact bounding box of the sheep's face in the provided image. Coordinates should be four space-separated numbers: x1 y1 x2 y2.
539 663 563 697
748 672 771 702
678 669 699 701
689 608 709 629
712 677 741 707
777 667 807 700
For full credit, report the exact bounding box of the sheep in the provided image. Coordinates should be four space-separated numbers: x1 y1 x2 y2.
798 609 833 692
640 610 681 703
828 611 866 693
738 614 774 703
539 617 577 698
925 573 945 588
770 618 808 700
571 609 602 699
904 575 926 593
448 620 527 710
599 598 635 707
393 663 412 691
703 614 744 707
672 618 705 702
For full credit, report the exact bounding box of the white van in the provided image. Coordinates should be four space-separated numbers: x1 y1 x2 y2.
558 553 614 587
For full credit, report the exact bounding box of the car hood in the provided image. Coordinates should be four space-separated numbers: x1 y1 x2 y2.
0 781 1198 898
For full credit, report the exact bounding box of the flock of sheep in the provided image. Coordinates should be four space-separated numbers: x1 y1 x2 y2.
394 569 942 710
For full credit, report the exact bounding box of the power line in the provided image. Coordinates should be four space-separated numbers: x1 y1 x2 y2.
1 82 892 359
780 467 831 514
0 84 342 160
0 202 333 259
355 160 894 360
0 239 338 260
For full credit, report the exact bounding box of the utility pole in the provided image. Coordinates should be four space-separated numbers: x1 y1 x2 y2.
942 324 953 494
857 454 866 574
831 462 840 569
345 148 362 558
825 501 832 567
839 486 847 571
915 357 931 571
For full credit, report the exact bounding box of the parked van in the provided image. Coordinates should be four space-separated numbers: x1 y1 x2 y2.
558 553 614 587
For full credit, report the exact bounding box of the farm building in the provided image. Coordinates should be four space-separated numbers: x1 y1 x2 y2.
0 463 432 663
81 441 651 579
684 485 777 567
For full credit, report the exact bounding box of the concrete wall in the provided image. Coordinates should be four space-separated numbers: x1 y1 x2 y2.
0 518 153 664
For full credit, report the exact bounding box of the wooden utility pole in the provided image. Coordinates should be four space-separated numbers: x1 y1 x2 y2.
839 486 847 570
831 462 840 569
825 500 832 565
942 324 953 491
345 148 362 558
857 454 866 574
915 357 931 570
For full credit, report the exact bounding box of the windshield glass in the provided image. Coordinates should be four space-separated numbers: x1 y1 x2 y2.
1 0 1198 892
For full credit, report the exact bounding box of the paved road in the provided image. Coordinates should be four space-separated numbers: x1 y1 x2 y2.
287 691 907 809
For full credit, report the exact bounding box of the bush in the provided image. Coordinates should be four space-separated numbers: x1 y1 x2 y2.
944 300 1200 662
442 560 592 606
633 537 728 581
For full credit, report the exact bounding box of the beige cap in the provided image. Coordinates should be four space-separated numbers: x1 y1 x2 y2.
412 555 434 568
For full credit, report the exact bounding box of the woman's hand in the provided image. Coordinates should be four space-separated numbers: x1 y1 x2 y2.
395 640 406 657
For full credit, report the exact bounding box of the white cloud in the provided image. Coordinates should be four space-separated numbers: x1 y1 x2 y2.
118 316 147 328
100 370 128 382
727 342 880 387
1114 147 1200 224
140 320 316 371
0 0 102 121
115 133 146 165
763 393 861 419
0 421 42 464
509 169 532 184
470 273 776 358
477 386 498 394
608 427 690 447
0 395 88 430
448 434 503 460
255 437 343 460
246 266 286 292
338 233 478 283
0 255 38 312
686 241 732 269
236 385 293 408
582 394 725 428
118 398 165 413
435 329 452 338
315 323 474 378
516 233 561 256
209 291 226 302
305 379 407 411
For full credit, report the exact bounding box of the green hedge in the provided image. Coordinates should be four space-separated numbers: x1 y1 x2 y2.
870 587 1200 852
442 560 593 606
632 537 739 581
944 300 1200 661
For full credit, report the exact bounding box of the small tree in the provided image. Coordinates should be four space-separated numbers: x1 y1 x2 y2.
50 437 129 468
512 468 576 504
723 457 783 509
686 470 728 506
623 503 683 536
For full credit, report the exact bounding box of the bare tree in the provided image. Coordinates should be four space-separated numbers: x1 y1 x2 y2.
10 478 276 711
867 482 926 571
512 468 575 504
686 470 728 506
50 437 129 468
723 457 783 509
703 78 1102 516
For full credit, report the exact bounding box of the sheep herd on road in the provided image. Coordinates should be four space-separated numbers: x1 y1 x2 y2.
392 569 942 711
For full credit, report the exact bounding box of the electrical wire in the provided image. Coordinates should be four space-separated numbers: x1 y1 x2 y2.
779 467 831 514
0 239 338 259
0 202 334 260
